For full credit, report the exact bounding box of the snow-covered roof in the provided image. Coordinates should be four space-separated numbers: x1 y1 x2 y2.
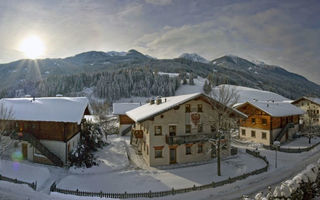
238 101 305 117
126 93 246 123
292 97 320 106
0 97 90 124
213 84 290 103
112 103 141 115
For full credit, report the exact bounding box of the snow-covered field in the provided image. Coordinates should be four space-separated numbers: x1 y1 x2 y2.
1 134 320 200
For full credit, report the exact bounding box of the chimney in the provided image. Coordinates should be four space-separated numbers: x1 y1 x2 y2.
150 98 155 105
156 96 162 105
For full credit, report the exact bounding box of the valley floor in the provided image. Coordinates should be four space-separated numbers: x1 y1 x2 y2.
0 135 320 200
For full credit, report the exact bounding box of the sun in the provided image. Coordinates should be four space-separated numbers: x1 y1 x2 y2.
19 35 45 59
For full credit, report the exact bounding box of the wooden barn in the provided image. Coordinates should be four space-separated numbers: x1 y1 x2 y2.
236 101 304 146
112 103 141 135
0 97 90 166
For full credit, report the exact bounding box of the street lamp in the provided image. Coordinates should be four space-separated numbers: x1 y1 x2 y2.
273 141 280 168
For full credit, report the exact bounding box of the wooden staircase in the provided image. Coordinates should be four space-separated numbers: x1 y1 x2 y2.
17 132 64 167
121 125 132 136
274 122 294 143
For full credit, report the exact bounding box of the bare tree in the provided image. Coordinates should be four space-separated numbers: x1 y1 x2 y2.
0 102 15 157
304 105 319 144
206 85 241 176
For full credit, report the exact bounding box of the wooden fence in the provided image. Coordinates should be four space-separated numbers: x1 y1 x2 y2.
50 149 269 199
263 141 320 153
0 174 37 190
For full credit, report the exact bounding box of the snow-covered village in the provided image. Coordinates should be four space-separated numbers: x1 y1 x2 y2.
0 1 320 200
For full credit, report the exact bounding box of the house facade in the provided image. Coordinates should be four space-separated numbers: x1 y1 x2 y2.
291 97 320 127
126 93 246 167
112 103 141 135
236 101 304 146
0 97 90 166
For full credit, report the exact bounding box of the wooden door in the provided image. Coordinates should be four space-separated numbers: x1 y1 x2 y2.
169 148 176 164
22 143 28 159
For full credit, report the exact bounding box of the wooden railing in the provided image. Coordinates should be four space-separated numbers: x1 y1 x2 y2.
166 133 217 145
0 173 37 190
17 132 64 167
274 122 294 142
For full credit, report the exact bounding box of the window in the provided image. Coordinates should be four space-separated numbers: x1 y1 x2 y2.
317 110 319 114
241 129 246 136
197 104 203 112
185 104 191 113
198 144 203 153
169 125 176 136
251 118 256 124
186 146 192 155
186 125 191 133
251 131 256 138
210 125 216 133
154 126 162 136
262 132 267 139
261 118 267 125
154 146 163 158
197 124 203 133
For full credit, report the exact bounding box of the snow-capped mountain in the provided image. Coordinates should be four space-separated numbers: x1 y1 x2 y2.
105 51 127 56
179 53 209 64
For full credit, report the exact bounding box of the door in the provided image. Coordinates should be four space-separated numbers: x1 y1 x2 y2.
22 143 28 159
169 148 176 164
169 125 176 136
211 144 216 158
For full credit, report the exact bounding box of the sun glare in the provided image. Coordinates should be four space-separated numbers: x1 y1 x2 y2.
19 35 45 59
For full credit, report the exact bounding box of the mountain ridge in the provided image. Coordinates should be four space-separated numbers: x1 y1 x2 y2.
0 50 319 101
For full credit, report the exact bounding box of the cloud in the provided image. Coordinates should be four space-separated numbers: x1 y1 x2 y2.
135 2 320 84
144 0 172 6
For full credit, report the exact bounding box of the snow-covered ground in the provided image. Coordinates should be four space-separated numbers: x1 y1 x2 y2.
1 134 320 200
281 136 320 148
58 135 265 193
175 76 205 95
0 159 50 188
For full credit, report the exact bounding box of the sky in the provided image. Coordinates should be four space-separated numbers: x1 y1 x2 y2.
0 0 319 84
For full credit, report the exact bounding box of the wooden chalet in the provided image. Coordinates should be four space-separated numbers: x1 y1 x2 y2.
0 97 90 166
112 103 141 135
236 101 304 146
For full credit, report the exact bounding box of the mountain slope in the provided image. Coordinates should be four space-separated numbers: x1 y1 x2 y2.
0 51 319 101
179 53 209 64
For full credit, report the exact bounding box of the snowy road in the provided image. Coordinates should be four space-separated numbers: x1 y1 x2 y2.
160 144 320 200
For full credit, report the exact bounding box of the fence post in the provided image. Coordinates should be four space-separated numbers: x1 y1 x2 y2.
211 181 215 188
76 189 79 195
100 190 103 198
149 190 152 198
0 174 2 180
193 185 196 190
34 181 37 190
172 187 175 195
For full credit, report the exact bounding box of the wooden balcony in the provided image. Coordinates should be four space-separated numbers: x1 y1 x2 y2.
166 133 217 145
133 130 143 138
